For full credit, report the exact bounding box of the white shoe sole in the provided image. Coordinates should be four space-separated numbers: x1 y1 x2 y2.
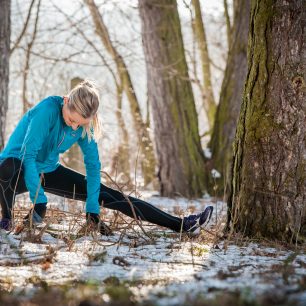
187 206 214 235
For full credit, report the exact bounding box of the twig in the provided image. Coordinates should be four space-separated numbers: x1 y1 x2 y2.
101 171 153 241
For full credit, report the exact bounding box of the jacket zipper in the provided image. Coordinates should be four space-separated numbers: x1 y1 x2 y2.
57 130 66 148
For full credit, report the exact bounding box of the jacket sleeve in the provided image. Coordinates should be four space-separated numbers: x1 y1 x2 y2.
78 135 101 214
20 107 55 205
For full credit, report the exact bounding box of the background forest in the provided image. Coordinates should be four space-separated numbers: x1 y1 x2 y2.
2 0 228 186
0 0 305 305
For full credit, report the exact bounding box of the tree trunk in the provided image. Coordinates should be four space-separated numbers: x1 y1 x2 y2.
223 0 232 49
22 0 41 114
191 0 217 129
0 0 10 150
84 0 157 186
228 0 306 242
63 77 85 174
139 0 206 198
109 85 132 186
10 0 36 55
208 0 250 196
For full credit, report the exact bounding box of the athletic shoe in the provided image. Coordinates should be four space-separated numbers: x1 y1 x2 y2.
183 205 214 235
0 218 12 231
23 204 47 226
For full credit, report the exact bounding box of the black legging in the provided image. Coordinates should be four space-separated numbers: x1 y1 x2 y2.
0 157 183 231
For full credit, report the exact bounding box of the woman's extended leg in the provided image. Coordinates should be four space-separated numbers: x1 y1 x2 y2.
100 185 183 232
43 165 183 232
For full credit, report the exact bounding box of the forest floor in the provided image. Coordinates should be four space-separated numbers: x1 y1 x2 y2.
0 191 305 306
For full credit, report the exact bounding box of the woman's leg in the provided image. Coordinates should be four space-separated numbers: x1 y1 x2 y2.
0 158 28 219
100 185 183 232
44 165 183 232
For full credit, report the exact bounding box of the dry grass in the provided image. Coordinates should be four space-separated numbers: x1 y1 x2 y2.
2 179 304 306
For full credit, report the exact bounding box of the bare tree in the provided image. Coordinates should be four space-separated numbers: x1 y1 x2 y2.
50 2 132 182
15 1 134 183
228 0 306 242
22 0 41 113
223 0 232 49
139 0 206 197
109 84 132 186
191 0 216 130
10 0 36 54
0 0 11 149
84 0 157 186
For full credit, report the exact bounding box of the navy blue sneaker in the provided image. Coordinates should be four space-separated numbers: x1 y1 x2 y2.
0 218 12 231
183 206 214 235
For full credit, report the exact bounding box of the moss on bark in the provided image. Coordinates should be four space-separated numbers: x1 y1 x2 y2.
140 0 206 198
227 0 306 242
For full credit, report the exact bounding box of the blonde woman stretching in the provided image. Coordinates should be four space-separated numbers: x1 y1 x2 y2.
0 80 213 235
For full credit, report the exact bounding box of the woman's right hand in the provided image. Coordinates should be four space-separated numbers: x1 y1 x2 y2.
84 212 113 236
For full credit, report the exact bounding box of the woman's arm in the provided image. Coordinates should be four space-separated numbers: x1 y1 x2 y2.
78 135 101 214
20 106 56 205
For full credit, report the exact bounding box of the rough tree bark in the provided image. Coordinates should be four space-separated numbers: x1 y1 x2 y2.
0 0 11 150
139 0 206 198
228 0 306 242
84 0 156 186
208 0 250 196
191 0 216 129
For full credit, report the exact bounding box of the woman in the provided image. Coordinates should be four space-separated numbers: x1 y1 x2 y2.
0 80 213 235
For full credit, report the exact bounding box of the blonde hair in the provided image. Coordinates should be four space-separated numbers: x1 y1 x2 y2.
67 80 102 142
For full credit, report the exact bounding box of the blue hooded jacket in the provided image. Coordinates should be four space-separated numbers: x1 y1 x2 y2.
0 96 101 214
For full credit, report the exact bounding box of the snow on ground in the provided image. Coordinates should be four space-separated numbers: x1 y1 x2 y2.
0 192 305 305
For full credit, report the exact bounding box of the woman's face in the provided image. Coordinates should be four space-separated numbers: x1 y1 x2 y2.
62 97 91 130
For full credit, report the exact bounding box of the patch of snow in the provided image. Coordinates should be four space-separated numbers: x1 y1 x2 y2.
0 194 305 306
211 169 221 178
203 148 212 159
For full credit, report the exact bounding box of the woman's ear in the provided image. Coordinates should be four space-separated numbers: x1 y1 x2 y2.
63 96 69 105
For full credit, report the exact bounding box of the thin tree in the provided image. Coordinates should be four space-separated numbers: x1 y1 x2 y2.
0 0 11 149
223 0 232 49
22 0 41 113
84 0 157 186
228 0 306 242
109 84 132 186
10 0 36 54
139 0 206 197
208 0 250 196
191 0 217 130
51 3 132 183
